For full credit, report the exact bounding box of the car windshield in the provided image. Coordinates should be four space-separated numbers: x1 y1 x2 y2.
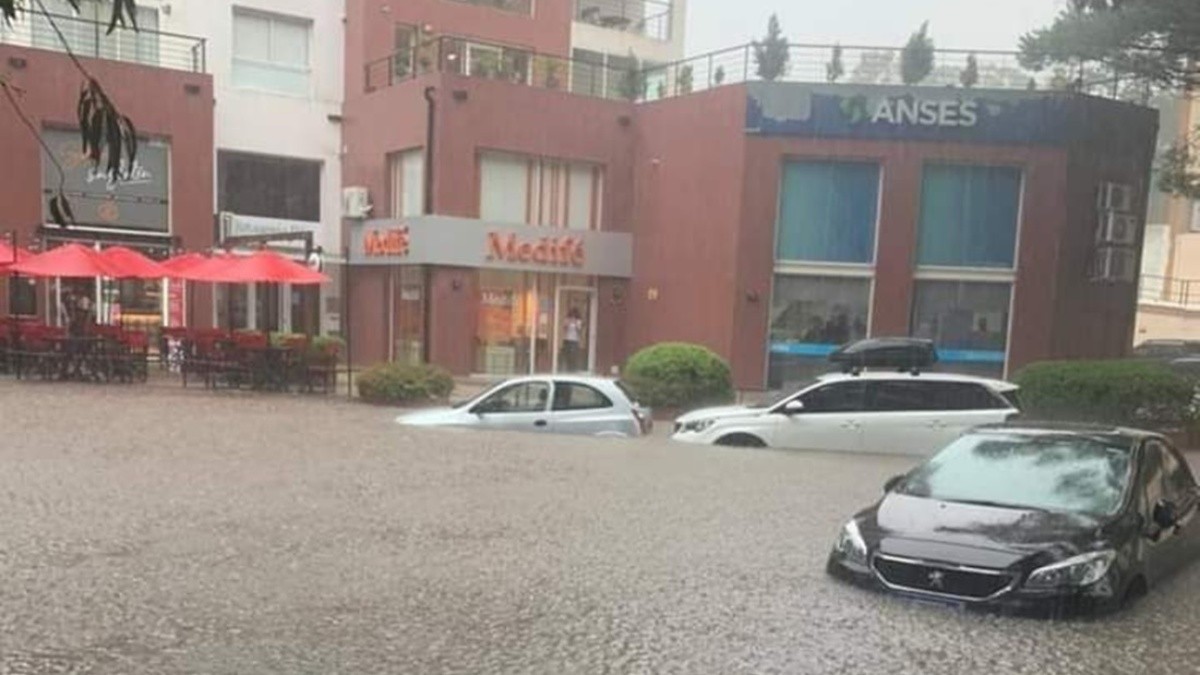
895 433 1134 517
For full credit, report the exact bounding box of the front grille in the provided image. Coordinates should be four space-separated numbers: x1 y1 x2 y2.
873 555 1013 600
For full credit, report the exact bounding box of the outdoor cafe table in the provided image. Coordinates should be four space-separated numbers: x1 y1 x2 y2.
240 344 296 391
45 336 105 382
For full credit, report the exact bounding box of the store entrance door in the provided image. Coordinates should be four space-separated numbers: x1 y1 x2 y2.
553 286 596 374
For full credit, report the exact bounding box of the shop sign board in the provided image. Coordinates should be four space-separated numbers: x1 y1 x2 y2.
745 82 1078 145
350 216 632 278
41 129 170 230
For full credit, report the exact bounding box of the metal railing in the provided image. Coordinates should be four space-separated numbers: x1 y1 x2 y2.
1139 275 1200 310
365 36 632 101
0 11 206 73
365 38 1132 104
575 0 673 42
446 0 533 15
639 43 1127 102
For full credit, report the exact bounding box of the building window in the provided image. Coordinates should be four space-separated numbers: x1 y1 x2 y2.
232 9 312 96
777 161 880 264
911 280 1011 377
389 149 425 218
479 152 603 229
446 0 533 16
768 275 871 389
218 151 321 222
917 164 1022 268
571 49 605 97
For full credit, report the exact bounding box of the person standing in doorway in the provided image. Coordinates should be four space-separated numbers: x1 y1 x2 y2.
562 308 584 372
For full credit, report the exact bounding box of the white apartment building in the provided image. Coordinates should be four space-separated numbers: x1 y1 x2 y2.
570 0 686 98
1137 93 1200 344
151 0 344 335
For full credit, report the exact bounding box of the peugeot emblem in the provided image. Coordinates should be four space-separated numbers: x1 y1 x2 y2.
927 570 946 589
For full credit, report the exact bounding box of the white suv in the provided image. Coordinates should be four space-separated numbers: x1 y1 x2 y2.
671 372 1020 456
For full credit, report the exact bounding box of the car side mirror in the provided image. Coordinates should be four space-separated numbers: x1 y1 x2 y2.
782 400 805 415
1153 500 1179 529
884 475 905 493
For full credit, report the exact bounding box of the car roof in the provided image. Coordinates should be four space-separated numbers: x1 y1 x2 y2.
970 421 1163 447
814 370 1017 391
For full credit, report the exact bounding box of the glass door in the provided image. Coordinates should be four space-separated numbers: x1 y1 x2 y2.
553 286 596 373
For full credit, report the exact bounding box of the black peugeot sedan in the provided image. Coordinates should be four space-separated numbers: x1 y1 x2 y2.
827 424 1200 616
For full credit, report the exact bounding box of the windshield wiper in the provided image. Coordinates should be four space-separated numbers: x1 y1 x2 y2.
943 498 1051 513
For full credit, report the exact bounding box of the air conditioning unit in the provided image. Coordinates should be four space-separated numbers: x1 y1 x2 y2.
342 187 373 219
1096 212 1140 246
1090 246 1137 283
1097 182 1135 213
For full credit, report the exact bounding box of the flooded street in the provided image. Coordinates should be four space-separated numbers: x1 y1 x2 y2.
1 381 1198 674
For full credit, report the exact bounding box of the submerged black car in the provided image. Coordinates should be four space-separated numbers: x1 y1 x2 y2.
827 424 1200 616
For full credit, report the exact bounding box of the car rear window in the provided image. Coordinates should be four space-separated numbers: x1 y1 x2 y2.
614 380 639 405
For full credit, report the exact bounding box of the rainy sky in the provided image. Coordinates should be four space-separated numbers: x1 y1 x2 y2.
685 0 1070 56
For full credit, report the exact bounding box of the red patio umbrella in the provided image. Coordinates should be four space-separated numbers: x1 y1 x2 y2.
178 250 327 285
160 252 209 277
100 246 167 280
9 243 122 278
174 253 240 283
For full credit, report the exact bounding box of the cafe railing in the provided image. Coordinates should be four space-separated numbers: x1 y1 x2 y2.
575 0 673 42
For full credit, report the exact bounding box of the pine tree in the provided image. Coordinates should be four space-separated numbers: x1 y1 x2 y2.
960 53 979 88
826 44 845 83
900 21 935 85
753 14 790 82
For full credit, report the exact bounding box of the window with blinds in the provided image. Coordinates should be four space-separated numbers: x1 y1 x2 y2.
388 149 425 218
479 152 603 229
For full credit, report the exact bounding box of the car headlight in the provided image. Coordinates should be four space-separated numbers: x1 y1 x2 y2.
832 519 868 567
681 418 715 433
1024 550 1116 589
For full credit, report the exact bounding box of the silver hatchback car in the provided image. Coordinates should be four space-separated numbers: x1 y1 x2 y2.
395 375 653 438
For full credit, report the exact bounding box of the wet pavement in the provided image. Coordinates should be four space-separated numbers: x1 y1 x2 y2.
1 381 1198 674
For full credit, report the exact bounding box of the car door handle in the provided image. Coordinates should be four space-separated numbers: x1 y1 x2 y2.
927 420 947 429
840 421 861 430
534 420 548 428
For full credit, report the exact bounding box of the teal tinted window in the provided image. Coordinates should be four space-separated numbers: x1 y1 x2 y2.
917 165 1021 268
777 162 880 263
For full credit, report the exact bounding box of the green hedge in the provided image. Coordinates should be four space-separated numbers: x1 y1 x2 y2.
1012 359 1196 430
357 362 455 405
623 342 734 410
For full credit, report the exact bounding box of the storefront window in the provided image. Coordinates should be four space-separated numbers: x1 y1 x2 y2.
777 161 880 264
477 271 539 376
911 280 1011 377
768 275 871 389
109 278 163 340
917 164 1022 268
7 277 37 316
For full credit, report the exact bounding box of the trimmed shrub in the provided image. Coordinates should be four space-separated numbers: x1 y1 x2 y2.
1012 359 1196 430
311 335 346 358
357 362 455 405
624 342 734 410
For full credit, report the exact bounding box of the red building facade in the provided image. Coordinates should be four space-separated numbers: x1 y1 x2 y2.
342 3 1158 390
0 43 215 327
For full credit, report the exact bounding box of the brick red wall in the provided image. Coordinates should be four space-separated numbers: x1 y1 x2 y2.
0 45 214 321
625 87 749 373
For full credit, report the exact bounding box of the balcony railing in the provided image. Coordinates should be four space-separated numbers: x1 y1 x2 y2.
366 38 1137 104
447 0 533 16
1140 275 1200 311
366 36 630 100
575 0 673 42
640 43 1133 102
0 11 206 73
